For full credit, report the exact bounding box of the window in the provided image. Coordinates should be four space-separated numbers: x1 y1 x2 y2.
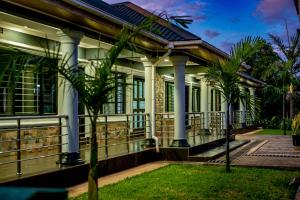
192 87 200 112
103 73 126 114
165 82 174 112
0 61 57 116
215 90 221 111
132 77 144 129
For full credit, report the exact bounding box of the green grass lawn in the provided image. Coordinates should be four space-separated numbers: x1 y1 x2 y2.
72 165 300 200
256 129 292 135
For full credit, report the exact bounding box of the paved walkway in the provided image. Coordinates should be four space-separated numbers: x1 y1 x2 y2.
211 129 300 169
68 161 170 198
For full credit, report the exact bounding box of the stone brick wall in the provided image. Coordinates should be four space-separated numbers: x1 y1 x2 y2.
155 73 165 113
0 126 60 158
96 121 128 138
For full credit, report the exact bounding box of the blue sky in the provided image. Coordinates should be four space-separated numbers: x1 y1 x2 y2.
105 0 298 52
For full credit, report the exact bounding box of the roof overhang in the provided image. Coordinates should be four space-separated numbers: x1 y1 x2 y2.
1 0 228 64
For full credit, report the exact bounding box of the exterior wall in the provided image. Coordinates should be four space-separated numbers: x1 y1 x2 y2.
0 127 60 158
155 73 165 113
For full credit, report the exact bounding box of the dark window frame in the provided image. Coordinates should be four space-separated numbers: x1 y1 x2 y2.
165 81 174 112
0 60 58 116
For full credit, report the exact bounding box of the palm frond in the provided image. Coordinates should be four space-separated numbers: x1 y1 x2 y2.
268 33 288 59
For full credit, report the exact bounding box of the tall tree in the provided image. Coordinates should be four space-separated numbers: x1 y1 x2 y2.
205 37 263 172
269 30 300 118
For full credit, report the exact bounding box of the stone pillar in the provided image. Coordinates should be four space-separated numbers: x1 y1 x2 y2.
58 29 83 165
170 56 189 147
200 78 209 131
239 86 246 127
249 87 256 124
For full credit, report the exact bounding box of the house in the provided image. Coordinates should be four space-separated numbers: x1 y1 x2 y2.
0 0 263 178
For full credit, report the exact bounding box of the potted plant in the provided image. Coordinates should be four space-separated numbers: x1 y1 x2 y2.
292 112 300 146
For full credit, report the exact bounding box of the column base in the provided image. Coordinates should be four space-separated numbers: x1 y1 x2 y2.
145 138 156 147
57 152 84 165
170 139 190 147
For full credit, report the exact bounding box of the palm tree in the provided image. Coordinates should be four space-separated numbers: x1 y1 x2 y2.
205 37 263 172
269 30 300 119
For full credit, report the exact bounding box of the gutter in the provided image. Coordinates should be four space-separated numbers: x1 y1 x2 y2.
237 72 266 86
171 40 229 59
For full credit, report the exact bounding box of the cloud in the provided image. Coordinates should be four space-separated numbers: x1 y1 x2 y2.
204 30 221 38
254 0 296 24
105 0 207 23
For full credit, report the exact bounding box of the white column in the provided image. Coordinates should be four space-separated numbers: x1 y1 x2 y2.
58 29 83 164
221 95 228 129
249 87 256 124
200 78 208 129
144 62 153 140
239 86 246 127
188 76 193 126
212 88 216 111
170 56 189 147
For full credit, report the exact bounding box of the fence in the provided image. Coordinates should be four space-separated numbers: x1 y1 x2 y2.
208 111 225 134
155 112 206 147
0 115 68 179
78 113 150 161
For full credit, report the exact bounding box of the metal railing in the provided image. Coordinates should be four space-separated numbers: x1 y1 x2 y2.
0 115 68 178
208 111 225 135
155 112 205 147
232 110 243 129
78 113 150 161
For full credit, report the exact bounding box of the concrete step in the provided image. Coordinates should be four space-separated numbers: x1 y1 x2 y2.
188 140 250 162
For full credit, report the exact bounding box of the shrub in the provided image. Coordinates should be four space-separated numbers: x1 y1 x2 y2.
280 118 292 130
292 112 300 135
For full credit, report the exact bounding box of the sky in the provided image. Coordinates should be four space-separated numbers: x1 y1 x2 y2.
105 0 298 53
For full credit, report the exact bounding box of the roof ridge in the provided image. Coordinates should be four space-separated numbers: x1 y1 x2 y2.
111 1 200 41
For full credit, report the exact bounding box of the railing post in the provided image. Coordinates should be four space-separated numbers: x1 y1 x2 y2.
105 115 108 159
167 113 170 146
58 117 62 166
193 113 196 143
160 114 163 146
16 118 22 176
126 115 130 153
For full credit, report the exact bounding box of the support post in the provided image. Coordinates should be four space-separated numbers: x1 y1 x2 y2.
239 86 246 128
57 29 83 165
200 78 209 134
249 87 256 125
170 56 190 147
143 61 156 146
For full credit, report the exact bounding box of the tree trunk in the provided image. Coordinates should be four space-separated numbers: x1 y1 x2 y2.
225 103 231 173
88 116 98 200
283 93 286 135
290 93 293 119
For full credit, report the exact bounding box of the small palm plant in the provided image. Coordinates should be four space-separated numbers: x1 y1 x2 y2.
205 37 263 172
